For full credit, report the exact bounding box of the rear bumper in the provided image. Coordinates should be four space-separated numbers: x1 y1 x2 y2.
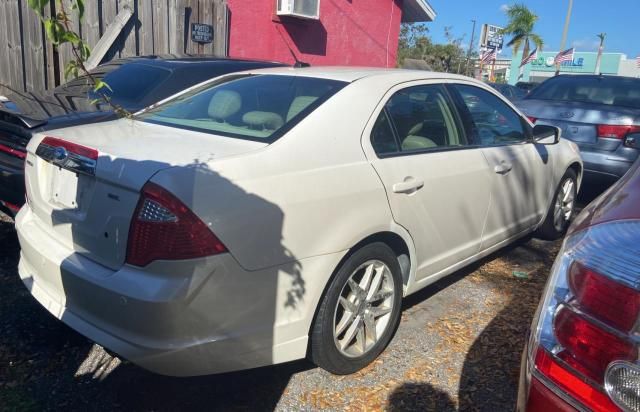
579 146 638 184
16 205 341 376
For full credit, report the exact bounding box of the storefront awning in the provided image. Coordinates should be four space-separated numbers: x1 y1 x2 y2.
402 0 436 23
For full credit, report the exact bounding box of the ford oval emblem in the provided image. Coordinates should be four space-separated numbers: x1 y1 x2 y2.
53 146 68 161
559 111 575 119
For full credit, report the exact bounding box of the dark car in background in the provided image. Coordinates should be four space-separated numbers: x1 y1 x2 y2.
516 75 640 186
517 157 640 412
0 56 284 215
488 82 527 102
515 81 538 94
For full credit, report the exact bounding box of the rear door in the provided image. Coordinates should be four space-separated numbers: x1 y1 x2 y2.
363 82 493 280
449 83 549 247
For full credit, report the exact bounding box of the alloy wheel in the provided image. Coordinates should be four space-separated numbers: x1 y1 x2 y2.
553 178 575 232
332 259 395 358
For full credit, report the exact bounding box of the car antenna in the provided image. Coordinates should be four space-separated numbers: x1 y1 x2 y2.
275 25 310 68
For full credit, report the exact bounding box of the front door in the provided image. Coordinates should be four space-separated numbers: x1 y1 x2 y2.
363 82 493 281
449 83 547 248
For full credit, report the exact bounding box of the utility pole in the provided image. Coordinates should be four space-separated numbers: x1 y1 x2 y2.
465 20 477 77
556 0 574 76
594 33 606 74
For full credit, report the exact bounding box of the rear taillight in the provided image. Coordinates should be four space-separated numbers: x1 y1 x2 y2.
597 125 640 140
528 220 640 412
126 182 227 267
0 142 26 159
40 136 98 160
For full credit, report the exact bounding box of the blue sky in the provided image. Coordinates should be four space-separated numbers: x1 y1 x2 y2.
425 0 640 58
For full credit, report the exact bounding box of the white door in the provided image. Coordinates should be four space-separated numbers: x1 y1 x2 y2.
449 83 548 248
363 83 493 281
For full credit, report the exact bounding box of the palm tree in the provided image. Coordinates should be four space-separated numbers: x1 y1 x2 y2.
500 4 544 66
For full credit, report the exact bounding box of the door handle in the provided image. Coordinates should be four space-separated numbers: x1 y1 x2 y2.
494 162 513 175
392 177 424 194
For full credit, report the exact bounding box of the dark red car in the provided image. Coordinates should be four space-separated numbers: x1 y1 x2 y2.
518 158 640 411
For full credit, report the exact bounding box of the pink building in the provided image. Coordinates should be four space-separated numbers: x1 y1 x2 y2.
226 0 436 68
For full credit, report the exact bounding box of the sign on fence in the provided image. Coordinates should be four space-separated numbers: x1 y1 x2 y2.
191 23 214 43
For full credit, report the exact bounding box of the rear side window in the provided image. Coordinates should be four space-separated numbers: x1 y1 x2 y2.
452 84 527 145
528 76 640 109
140 75 346 142
370 84 467 156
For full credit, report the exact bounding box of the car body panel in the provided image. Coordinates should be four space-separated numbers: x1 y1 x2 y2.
17 67 583 376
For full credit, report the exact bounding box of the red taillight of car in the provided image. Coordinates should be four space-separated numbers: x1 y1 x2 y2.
41 136 99 160
0 142 26 159
126 182 227 267
534 348 621 412
554 306 636 383
597 125 640 140
527 116 538 124
528 220 640 412
569 262 640 332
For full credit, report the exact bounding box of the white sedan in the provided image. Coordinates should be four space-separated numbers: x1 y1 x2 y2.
16 67 582 376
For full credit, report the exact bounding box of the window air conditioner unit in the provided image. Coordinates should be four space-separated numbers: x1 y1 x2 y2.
277 0 320 20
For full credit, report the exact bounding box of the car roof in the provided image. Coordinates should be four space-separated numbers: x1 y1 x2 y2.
108 54 285 67
235 66 477 83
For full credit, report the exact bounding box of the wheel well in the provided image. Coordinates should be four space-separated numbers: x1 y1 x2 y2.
349 232 411 286
568 162 582 183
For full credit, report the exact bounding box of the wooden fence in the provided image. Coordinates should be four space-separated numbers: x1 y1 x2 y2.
0 0 228 93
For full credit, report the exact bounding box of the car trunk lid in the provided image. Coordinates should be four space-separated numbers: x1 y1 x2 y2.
518 99 639 147
25 119 267 270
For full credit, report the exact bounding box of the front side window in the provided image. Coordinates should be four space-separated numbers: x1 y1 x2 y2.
139 75 346 142
370 84 466 156
453 84 527 146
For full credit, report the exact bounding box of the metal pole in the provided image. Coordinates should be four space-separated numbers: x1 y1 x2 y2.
465 20 477 76
556 0 574 76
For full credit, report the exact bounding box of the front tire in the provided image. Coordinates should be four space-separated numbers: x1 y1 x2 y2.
310 242 403 375
535 169 577 240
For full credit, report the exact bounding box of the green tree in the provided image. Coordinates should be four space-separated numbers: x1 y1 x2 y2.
500 4 544 65
397 24 468 74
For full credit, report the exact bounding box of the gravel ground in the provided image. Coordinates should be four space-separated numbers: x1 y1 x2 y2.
0 192 598 411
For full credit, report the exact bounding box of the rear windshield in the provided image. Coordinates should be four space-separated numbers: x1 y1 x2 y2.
83 63 172 107
139 74 347 142
527 76 640 109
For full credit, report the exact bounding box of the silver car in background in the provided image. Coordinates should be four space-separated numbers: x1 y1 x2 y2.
516 75 640 186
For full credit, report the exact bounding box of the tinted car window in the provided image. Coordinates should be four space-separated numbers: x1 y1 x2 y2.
91 64 172 106
453 84 527 145
528 76 640 109
140 74 346 142
371 110 399 155
379 85 466 154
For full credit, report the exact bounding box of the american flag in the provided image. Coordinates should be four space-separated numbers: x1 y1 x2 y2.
554 48 575 64
480 48 497 64
636 55 640 68
520 48 538 67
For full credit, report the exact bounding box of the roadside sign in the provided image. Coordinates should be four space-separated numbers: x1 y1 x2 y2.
191 23 213 43
479 24 504 51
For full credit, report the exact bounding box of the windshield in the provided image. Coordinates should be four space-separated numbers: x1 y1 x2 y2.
139 74 347 142
527 76 640 109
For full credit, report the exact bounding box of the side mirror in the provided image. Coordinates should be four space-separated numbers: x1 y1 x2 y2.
624 133 640 149
533 124 560 145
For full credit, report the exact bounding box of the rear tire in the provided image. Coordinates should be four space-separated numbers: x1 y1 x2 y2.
310 242 402 375
535 169 577 240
